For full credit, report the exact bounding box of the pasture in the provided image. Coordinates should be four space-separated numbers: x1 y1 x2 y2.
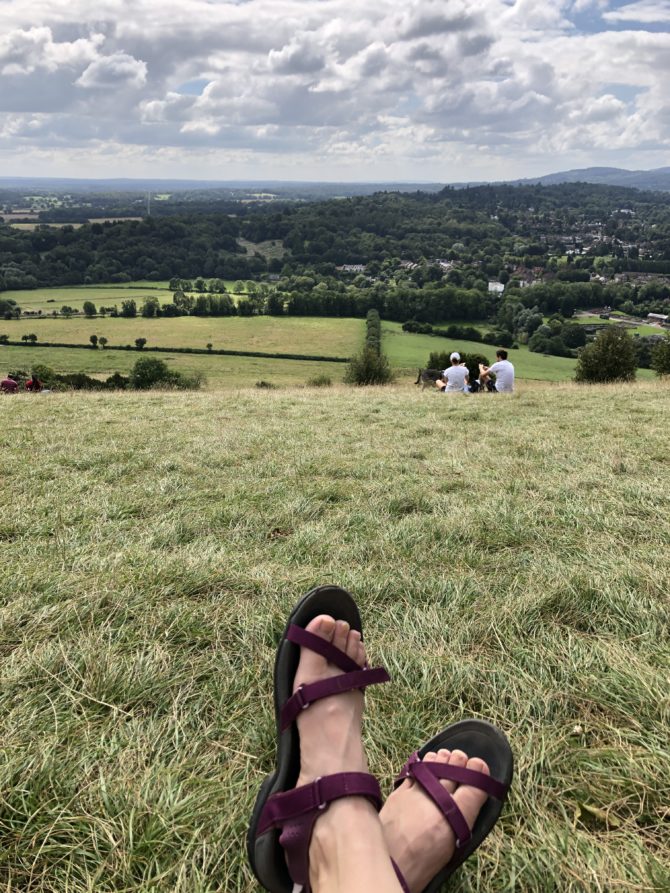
0 381 668 892
383 321 579 381
0 344 349 389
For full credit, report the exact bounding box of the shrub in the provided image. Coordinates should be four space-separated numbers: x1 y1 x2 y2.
82 301 96 317
651 333 670 375
575 327 637 383
345 347 393 385
89 335 98 349
105 372 129 389
306 374 332 387
129 357 202 390
256 380 277 389
135 337 147 350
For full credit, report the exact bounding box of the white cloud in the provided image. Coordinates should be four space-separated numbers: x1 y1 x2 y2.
0 0 668 179
77 53 147 89
603 1 670 24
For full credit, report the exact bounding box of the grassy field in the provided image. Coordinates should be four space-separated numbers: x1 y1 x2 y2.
5 285 174 312
1 382 669 892
384 321 579 381
0 344 349 388
573 315 666 337
0 316 362 358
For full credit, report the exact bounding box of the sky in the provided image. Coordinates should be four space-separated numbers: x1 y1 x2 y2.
0 0 669 183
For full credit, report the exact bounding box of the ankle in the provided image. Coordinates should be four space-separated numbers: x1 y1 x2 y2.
309 798 383 884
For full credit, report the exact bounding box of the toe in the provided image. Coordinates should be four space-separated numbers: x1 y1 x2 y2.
345 629 364 666
452 755 490 835
332 619 350 655
304 614 337 643
449 749 468 768
436 748 457 793
423 751 438 763
293 615 337 691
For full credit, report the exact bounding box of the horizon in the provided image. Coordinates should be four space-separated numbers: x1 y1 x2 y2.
1 163 668 189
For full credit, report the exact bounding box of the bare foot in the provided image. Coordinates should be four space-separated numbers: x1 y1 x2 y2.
290 616 389 891
380 748 491 893
293 615 368 787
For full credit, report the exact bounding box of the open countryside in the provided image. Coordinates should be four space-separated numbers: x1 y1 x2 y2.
2 172 670 893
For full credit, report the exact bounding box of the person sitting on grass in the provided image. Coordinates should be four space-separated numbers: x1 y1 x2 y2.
435 352 469 393
479 350 515 393
1 374 19 394
25 373 43 392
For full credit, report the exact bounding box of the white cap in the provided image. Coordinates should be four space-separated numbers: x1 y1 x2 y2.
450 351 460 361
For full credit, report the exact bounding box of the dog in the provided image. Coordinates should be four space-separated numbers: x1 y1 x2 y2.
415 368 443 389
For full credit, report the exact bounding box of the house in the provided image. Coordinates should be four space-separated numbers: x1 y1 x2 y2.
337 264 367 273
488 281 505 294
647 313 669 326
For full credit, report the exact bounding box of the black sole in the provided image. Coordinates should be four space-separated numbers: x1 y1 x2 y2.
409 720 514 893
247 585 363 893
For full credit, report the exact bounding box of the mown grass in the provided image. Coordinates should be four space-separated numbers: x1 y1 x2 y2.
0 316 362 359
383 321 578 381
383 322 657 382
0 381 668 892
5 284 174 311
0 344 349 389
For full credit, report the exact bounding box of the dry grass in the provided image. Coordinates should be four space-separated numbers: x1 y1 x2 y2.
0 380 668 891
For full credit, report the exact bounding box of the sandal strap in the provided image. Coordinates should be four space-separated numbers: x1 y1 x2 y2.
397 751 508 801
287 625 363 673
395 753 508 848
257 771 382 835
280 666 390 730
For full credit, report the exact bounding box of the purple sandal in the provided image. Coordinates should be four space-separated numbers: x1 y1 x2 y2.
392 720 514 893
247 585 390 892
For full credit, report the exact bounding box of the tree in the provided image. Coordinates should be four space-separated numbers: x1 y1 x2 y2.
206 342 213 352
21 334 37 344
83 301 97 317
135 337 147 350
141 297 160 317
120 299 137 318
344 347 393 385
89 334 98 349
99 336 108 349
0 334 8 344
651 333 670 375
575 327 637 383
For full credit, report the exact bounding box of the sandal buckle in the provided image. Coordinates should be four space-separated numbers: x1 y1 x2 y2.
295 685 309 711
314 777 327 810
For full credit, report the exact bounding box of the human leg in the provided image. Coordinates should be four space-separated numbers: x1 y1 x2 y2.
249 590 402 893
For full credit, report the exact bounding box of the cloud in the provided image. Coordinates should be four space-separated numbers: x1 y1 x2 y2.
603 1 670 23
0 0 668 180
77 53 147 89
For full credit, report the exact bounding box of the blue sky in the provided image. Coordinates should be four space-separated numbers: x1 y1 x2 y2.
0 0 668 182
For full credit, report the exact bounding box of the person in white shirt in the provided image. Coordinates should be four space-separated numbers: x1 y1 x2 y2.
479 350 515 393
435 352 469 393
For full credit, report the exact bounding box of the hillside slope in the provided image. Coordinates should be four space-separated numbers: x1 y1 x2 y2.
1 383 668 892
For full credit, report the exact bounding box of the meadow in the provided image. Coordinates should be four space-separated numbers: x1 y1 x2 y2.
0 381 668 892
1 315 361 358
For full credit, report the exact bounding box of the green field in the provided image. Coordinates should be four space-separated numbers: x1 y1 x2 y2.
573 315 666 337
0 344 349 389
383 321 579 381
0 315 362 358
0 382 668 892
5 284 174 312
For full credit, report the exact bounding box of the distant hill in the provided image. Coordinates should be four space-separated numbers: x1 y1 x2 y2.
0 177 444 198
505 166 670 192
